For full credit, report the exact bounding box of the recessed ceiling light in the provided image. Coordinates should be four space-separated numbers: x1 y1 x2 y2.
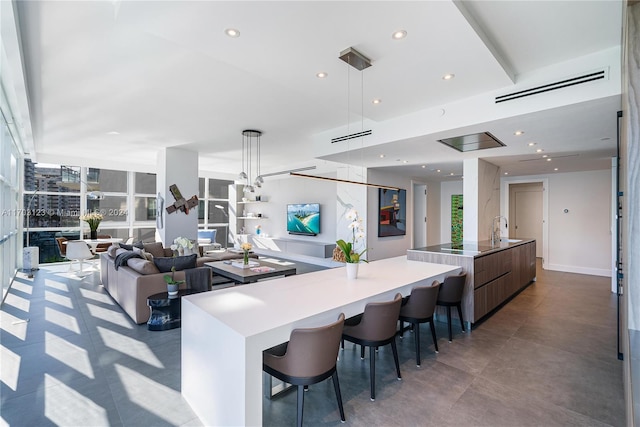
372 99 382 104
436 169 441 173
316 72 328 78
225 28 240 38
450 172 454 176
106 131 120 135
403 160 409 164
379 154 385 158
542 154 548 158
536 148 544 153
554 168 558 171
421 165 426 168
392 30 407 40
442 73 455 80
528 142 536 146
546 158 552 162
514 130 524 136
504 172 509 175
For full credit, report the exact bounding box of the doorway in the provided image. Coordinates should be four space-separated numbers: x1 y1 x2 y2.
412 183 427 248
509 182 543 258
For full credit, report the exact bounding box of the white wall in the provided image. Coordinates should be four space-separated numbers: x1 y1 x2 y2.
503 170 612 276
440 180 464 244
248 175 337 244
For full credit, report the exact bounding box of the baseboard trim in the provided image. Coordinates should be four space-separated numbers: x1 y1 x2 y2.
545 263 611 277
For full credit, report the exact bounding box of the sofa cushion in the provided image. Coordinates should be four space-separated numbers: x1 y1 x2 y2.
153 254 197 273
143 242 166 258
127 258 161 275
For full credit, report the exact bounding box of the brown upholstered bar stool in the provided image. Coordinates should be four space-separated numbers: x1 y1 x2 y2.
341 293 403 401
436 271 467 342
398 281 440 366
263 313 346 427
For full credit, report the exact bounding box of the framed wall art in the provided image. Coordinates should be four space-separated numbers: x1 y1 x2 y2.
378 188 406 237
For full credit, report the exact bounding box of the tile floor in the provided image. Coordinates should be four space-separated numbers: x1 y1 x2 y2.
1 260 625 426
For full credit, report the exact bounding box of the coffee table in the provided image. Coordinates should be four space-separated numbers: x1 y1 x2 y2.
204 259 296 284
147 289 196 331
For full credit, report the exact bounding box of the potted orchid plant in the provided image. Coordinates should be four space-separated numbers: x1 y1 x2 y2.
336 209 368 279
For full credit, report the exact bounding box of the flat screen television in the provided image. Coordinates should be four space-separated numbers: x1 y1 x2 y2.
287 203 320 236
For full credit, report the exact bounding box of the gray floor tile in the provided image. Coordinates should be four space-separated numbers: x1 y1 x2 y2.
1 259 626 427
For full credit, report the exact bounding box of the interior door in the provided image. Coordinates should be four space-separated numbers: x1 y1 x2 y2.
514 187 543 257
412 184 427 248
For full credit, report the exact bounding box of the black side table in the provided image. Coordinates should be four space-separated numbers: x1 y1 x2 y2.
147 289 195 331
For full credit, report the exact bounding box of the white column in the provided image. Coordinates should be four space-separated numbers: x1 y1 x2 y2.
463 158 500 242
156 148 199 246
336 165 368 258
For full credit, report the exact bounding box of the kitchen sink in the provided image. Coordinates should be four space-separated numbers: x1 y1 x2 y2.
500 238 522 243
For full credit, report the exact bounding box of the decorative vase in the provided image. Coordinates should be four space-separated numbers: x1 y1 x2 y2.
167 283 179 296
346 262 359 280
90 229 98 240
243 251 249 265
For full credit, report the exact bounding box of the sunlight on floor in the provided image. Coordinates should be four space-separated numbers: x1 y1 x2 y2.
0 345 20 391
87 303 133 329
44 290 73 309
97 326 163 368
44 278 70 292
2 293 30 313
45 331 94 379
0 311 28 341
79 287 115 305
7 279 33 295
44 374 109 426
45 307 81 334
115 364 185 425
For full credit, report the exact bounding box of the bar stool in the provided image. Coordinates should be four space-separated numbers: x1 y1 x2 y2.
398 280 440 366
263 313 346 427
341 293 402 401
436 271 467 342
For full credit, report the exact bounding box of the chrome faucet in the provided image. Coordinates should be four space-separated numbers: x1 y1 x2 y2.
491 215 508 245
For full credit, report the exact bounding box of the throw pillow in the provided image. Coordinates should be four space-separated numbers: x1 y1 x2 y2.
153 254 197 273
144 242 166 258
107 244 119 258
133 246 154 261
127 258 160 275
119 241 143 251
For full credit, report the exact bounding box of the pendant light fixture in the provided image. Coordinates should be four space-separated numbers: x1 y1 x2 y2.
239 129 262 193
290 47 395 190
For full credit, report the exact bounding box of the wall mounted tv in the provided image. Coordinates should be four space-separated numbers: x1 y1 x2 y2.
287 203 320 236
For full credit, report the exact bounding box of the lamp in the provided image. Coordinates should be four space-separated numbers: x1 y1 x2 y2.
238 129 263 193
214 204 228 218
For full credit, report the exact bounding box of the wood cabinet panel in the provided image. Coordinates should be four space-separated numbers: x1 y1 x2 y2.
474 286 487 321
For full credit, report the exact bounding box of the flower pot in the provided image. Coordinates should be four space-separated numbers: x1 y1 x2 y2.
167 283 179 296
346 262 359 280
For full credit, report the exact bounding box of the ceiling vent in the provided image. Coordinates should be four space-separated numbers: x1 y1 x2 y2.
438 132 505 152
331 129 372 144
495 69 606 104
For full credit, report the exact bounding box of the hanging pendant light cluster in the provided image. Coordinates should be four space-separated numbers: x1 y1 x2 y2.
238 129 263 193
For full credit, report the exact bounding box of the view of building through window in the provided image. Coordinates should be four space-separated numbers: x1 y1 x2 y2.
23 160 233 263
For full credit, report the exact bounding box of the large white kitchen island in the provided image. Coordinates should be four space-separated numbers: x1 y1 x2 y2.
181 256 460 426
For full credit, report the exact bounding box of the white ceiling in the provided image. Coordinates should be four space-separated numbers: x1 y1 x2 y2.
15 1 624 182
